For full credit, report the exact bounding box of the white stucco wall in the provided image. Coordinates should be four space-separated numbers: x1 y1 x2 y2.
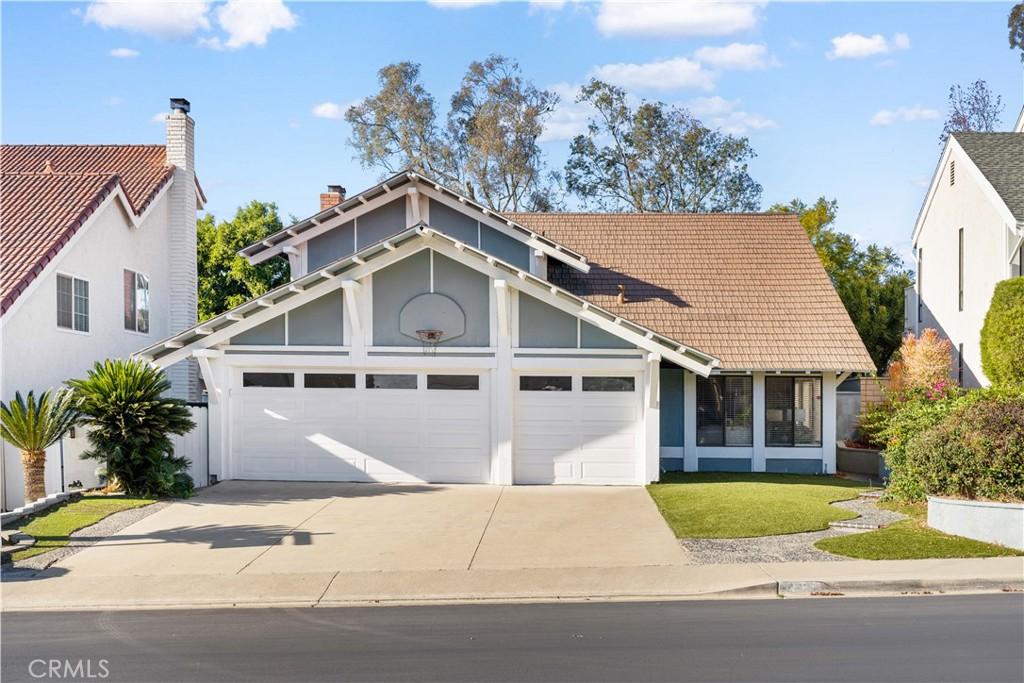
928 496 1024 551
1 189 179 509
914 143 1018 388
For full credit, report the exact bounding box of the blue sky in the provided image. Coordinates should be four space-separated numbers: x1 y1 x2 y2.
3 1 1022 265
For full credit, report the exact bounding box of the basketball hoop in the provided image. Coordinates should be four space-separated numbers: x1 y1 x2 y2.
416 329 443 356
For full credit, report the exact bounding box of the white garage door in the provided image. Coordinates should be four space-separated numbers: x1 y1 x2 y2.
514 373 642 485
232 370 490 483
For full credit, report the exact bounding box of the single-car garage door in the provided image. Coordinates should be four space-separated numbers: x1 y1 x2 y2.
232 370 490 483
514 373 642 485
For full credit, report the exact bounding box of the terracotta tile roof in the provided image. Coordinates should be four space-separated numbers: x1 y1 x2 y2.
0 145 175 314
507 212 875 372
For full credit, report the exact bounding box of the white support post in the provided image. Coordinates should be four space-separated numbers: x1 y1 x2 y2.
752 372 766 472
643 354 661 483
821 372 837 475
193 350 222 404
493 279 513 485
683 371 698 472
341 280 365 365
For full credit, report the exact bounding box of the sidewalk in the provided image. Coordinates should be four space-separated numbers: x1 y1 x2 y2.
3 557 1021 611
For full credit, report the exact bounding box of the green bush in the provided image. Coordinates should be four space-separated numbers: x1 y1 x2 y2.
880 392 966 501
981 278 1024 388
67 359 195 498
900 390 1024 502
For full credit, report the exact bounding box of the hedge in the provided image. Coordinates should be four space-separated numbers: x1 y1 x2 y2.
980 278 1024 388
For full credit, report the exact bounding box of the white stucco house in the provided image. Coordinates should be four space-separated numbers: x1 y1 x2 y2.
0 98 203 509
906 114 1024 387
137 170 874 487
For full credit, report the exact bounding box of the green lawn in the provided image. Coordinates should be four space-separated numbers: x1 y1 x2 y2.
815 501 1022 560
647 473 871 538
8 495 154 561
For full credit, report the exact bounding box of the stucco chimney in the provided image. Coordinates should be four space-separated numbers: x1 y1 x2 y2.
320 184 346 211
164 98 199 399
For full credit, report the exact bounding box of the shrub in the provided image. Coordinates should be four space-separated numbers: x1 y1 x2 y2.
0 389 79 504
900 390 1024 502
880 391 967 501
67 359 195 498
980 278 1024 389
888 329 953 396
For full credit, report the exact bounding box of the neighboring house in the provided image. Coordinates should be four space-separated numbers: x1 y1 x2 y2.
906 122 1024 387
0 98 203 509
137 170 873 487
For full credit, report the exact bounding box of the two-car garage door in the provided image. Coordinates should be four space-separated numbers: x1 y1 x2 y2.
231 369 642 485
233 370 491 483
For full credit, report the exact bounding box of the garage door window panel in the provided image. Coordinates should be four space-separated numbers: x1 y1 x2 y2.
366 374 418 389
243 372 295 388
520 376 572 392
304 373 356 389
427 375 479 390
582 376 635 392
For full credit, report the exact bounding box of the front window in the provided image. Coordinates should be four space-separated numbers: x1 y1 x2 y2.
57 274 89 332
765 376 822 447
124 269 150 333
696 376 753 446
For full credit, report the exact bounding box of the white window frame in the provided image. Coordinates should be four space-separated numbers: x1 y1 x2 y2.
123 268 151 335
56 272 90 334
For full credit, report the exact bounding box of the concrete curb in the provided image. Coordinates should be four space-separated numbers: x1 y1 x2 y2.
778 577 1024 597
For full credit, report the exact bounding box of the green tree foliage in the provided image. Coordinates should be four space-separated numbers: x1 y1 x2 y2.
981 278 1024 388
197 201 290 321
1010 3 1024 60
0 389 80 503
346 56 560 211
940 80 1004 143
68 359 195 498
770 198 913 371
565 80 762 212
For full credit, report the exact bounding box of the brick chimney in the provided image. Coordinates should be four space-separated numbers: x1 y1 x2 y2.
320 184 346 211
164 97 199 400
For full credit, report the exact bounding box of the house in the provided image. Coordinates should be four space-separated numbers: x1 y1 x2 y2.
137 170 873 487
0 99 203 509
906 115 1024 387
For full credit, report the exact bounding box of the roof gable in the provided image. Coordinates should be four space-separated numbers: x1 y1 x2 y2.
952 132 1024 221
139 223 717 374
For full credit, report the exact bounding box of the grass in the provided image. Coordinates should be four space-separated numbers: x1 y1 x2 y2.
814 500 1023 560
647 473 872 539
7 495 154 561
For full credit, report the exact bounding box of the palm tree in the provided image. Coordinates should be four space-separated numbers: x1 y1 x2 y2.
1 389 80 504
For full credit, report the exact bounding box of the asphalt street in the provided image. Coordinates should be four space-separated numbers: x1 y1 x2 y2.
3 594 1022 683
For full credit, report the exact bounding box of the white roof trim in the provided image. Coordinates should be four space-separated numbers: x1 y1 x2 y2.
138 223 718 374
237 170 590 272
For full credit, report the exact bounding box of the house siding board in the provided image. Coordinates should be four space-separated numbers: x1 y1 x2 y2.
699 458 752 473
307 221 355 271
287 291 344 345
432 252 490 347
372 249 431 346
232 315 286 345
429 199 480 246
766 458 823 475
581 320 635 349
659 366 684 448
481 226 530 271
518 292 577 348
356 198 407 250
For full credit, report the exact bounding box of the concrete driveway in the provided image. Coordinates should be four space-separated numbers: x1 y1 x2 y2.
55 481 688 576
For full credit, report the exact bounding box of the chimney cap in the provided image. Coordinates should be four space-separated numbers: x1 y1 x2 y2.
170 98 191 113
327 184 346 195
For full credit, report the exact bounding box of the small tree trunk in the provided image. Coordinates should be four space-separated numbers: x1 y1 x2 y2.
21 449 47 504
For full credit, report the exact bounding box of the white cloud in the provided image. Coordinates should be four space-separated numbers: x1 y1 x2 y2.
694 42 774 70
688 96 776 134
151 112 168 124
312 102 346 120
827 32 910 60
104 96 124 106
426 0 500 8
869 106 939 126
84 0 211 39
591 57 717 91
595 1 762 38
108 47 139 58
201 0 296 50
529 0 566 9
539 82 594 142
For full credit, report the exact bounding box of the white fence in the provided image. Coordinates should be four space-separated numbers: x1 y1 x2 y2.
173 403 210 489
